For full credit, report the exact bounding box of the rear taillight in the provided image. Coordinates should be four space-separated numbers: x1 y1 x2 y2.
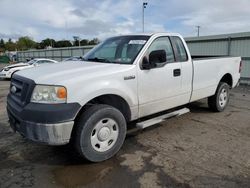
239 60 242 73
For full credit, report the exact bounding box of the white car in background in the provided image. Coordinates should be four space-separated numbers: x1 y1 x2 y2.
62 56 84 62
0 58 58 79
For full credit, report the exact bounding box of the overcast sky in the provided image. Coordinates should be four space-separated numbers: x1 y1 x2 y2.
0 0 250 41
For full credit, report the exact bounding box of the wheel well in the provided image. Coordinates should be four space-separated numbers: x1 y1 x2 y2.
220 73 233 87
76 94 131 122
11 70 19 78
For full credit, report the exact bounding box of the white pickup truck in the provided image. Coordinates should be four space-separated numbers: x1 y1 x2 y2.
7 33 241 162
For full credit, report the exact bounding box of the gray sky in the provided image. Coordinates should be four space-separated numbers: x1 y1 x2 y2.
0 0 250 41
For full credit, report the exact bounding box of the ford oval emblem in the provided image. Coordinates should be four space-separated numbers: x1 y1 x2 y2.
11 85 17 93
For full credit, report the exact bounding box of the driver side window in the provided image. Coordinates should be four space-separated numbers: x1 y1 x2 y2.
148 37 175 63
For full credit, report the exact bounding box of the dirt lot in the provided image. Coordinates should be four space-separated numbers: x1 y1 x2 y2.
0 65 250 187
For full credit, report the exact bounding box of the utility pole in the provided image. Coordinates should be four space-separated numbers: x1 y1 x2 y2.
196 26 201 37
142 2 148 32
65 18 68 40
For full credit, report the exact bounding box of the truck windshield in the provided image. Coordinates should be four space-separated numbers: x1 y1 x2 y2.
84 35 150 64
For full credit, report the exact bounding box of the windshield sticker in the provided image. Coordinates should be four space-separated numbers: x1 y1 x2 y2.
128 40 146 45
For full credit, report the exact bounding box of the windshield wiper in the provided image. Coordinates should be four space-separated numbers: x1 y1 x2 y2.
87 57 114 63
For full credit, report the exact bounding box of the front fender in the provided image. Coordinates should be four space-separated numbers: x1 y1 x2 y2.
67 78 138 116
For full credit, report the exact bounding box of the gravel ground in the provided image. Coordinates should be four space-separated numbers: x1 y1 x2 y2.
0 64 250 188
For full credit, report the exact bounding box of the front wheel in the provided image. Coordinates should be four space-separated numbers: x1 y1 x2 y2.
208 82 230 112
74 104 127 162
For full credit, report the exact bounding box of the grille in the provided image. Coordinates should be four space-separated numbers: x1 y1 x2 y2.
9 75 34 106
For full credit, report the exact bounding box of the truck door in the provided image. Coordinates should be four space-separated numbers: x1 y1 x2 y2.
138 36 184 118
170 36 193 105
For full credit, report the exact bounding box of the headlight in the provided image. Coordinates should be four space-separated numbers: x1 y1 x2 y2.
31 85 67 104
4 68 10 71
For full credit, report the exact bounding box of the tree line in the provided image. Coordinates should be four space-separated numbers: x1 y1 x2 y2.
0 37 100 52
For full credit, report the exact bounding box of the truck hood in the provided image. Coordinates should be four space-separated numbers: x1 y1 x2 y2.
16 61 134 85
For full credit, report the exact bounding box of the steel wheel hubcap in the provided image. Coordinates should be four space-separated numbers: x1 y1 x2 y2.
219 88 228 107
90 118 119 152
98 127 111 141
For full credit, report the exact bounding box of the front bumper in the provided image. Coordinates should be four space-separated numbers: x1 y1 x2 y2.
8 109 74 145
0 71 9 78
7 95 81 145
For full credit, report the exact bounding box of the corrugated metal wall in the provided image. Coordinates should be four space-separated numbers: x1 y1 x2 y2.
17 46 94 62
230 39 250 78
187 40 229 56
186 32 250 80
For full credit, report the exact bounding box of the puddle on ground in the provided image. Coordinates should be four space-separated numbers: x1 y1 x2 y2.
53 154 140 187
0 151 7 161
53 137 143 187
52 137 191 188
54 159 115 187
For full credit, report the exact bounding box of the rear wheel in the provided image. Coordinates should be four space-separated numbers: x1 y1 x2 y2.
74 104 126 162
208 82 230 112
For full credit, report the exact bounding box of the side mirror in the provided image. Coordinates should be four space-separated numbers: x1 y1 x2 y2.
141 50 167 70
149 50 166 64
141 56 151 70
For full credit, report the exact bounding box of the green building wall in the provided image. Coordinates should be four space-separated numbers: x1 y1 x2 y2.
185 32 250 80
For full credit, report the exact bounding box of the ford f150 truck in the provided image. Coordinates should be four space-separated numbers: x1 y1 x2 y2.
7 33 241 162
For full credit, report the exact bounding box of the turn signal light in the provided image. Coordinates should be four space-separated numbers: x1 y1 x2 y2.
57 87 67 99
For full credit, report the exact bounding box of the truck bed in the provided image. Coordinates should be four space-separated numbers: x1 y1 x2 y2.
190 56 241 102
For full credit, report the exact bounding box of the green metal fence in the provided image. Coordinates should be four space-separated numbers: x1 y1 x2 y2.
0 55 10 64
185 32 250 82
16 45 95 62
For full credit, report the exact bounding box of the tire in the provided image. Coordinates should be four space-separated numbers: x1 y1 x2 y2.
208 82 230 112
74 104 127 162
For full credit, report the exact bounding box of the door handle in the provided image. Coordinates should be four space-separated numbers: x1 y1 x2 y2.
173 69 181 77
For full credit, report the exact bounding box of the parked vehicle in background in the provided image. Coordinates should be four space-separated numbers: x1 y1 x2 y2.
0 58 57 79
62 56 84 62
7 33 241 162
